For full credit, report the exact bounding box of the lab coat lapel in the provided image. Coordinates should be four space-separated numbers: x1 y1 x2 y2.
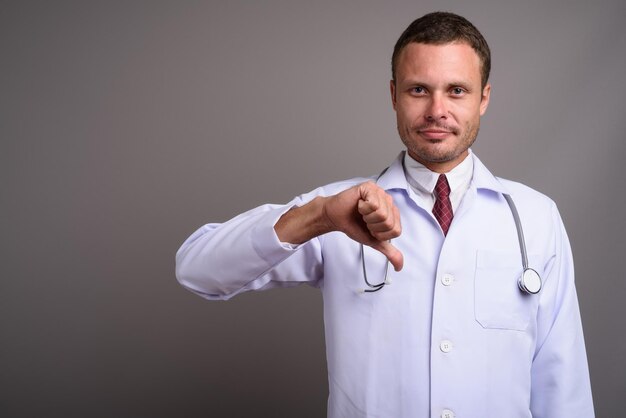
454 152 510 221
376 151 434 214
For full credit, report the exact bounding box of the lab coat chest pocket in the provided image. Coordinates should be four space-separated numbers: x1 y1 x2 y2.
474 250 537 331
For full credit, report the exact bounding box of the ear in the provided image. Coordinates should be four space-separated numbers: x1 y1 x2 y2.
479 83 491 116
390 80 397 111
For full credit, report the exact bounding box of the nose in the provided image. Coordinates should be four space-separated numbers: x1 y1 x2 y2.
425 93 448 120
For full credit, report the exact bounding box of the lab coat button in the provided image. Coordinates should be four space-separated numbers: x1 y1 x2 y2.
441 409 455 418
441 274 454 286
440 340 453 353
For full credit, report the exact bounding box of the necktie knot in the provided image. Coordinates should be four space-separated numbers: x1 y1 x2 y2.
433 174 453 236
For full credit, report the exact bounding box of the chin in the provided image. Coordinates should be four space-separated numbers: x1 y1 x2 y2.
413 146 462 163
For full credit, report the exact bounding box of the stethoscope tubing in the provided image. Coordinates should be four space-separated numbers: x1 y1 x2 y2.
359 165 542 295
502 193 529 270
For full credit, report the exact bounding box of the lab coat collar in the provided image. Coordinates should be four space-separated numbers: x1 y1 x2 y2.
374 152 410 191
470 151 508 194
376 150 508 195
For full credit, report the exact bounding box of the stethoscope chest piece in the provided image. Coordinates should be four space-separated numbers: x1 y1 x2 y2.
518 268 542 294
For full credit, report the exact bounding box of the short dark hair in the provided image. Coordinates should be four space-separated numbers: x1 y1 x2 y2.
391 11 491 88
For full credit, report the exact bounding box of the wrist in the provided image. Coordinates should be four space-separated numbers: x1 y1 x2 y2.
275 196 334 244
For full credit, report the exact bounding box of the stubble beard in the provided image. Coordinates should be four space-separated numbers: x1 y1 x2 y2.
400 120 480 164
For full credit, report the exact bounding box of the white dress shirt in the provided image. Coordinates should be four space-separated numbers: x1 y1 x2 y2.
403 151 473 214
176 150 594 418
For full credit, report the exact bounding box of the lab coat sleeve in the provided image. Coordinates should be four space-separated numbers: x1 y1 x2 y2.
175 195 325 301
530 202 594 417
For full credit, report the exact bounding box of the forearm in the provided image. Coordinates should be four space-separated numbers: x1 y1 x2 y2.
274 196 333 244
175 180 403 300
176 203 306 299
276 182 403 271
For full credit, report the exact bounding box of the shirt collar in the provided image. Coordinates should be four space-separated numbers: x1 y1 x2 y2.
403 151 473 194
376 149 508 195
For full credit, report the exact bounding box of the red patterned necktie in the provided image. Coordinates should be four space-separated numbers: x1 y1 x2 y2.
433 174 453 235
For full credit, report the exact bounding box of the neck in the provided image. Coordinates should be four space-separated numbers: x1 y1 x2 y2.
407 150 469 173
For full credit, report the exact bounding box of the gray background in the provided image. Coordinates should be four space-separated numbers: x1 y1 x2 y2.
2 1 625 417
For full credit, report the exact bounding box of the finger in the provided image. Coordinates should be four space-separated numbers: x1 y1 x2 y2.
360 194 393 223
392 204 402 235
370 228 401 242
369 224 401 241
366 217 398 237
357 182 387 215
361 206 389 224
357 196 380 217
366 204 399 237
367 219 395 233
372 240 404 272
366 199 395 227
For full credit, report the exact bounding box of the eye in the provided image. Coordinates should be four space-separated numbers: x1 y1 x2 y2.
451 87 466 96
411 86 426 95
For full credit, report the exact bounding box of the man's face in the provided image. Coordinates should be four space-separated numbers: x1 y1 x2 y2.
390 42 491 173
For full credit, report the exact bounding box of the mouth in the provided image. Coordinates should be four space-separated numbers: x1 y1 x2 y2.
418 129 454 140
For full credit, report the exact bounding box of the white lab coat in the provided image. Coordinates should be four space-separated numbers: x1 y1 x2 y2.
176 151 594 418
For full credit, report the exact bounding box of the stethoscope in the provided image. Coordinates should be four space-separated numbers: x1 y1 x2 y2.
360 171 542 295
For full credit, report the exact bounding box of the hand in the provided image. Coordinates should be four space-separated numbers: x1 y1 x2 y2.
322 182 404 271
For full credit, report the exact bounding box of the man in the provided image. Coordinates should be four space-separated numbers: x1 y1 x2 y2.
176 12 594 417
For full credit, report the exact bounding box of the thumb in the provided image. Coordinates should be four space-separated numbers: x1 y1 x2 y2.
372 240 404 272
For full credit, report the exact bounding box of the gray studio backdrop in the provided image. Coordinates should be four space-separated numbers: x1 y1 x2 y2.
2 1 625 417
